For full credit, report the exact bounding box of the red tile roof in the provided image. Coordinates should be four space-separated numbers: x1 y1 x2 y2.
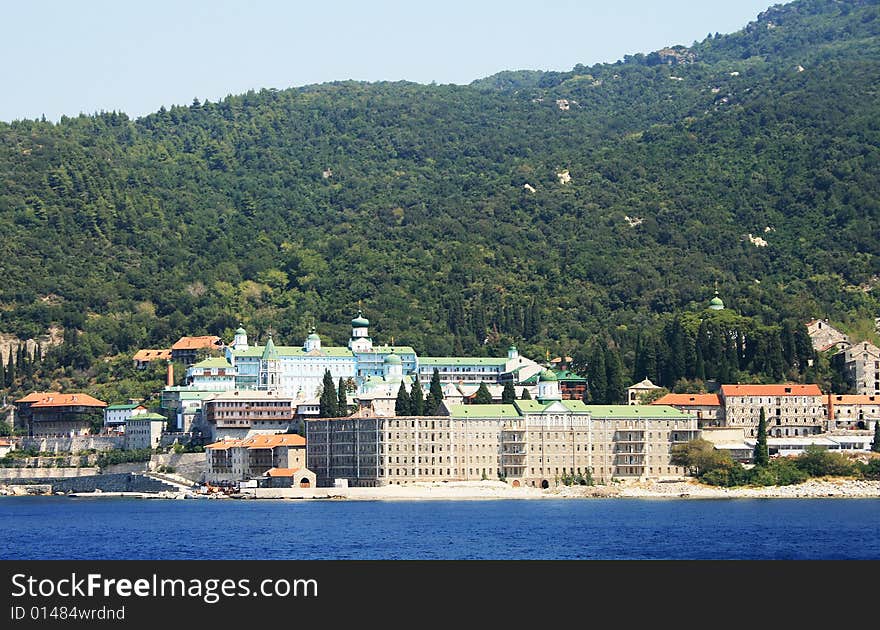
15 391 57 403
242 434 306 449
651 393 721 406
171 336 223 351
829 395 879 405
205 439 242 450
265 467 302 477
28 393 107 408
133 349 172 362
720 384 822 397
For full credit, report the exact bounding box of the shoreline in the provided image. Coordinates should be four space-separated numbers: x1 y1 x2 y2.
3 478 880 501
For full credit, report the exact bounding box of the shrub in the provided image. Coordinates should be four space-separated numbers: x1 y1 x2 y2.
794 446 857 477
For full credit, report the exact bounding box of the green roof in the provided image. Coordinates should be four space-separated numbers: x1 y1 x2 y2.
582 405 692 419
307 332 320 341
352 311 369 327
553 369 587 382
360 346 416 356
191 357 233 369
420 357 508 366
130 412 166 421
514 400 590 414
234 345 354 358
384 353 402 365
514 400 548 413
235 326 246 335
539 369 557 382
446 404 521 419
262 336 279 360
106 403 143 411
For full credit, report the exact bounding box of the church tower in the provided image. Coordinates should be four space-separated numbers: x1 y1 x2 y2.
232 324 248 350
537 369 561 403
260 335 281 390
349 309 373 352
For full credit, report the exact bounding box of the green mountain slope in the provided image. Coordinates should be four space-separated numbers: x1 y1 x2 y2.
0 0 878 373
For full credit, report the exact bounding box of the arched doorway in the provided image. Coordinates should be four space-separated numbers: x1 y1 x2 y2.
299 479 311 488
540 479 549 489
511 480 520 488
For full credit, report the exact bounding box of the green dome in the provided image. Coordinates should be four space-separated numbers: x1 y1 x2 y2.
307 332 320 341
709 291 724 310
384 353 402 365
351 310 369 327
235 326 246 336
539 369 558 382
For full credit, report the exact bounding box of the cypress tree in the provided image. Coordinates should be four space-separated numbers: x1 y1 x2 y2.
872 420 880 453
319 369 337 418
410 381 425 416
6 346 15 384
426 368 443 413
754 407 769 467
501 381 516 404
474 381 493 404
605 345 625 405
337 377 348 417
520 388 532 400
589 344 607 404
395 381 411 416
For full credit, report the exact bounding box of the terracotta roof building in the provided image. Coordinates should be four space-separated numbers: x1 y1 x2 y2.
16 392 107 436
170 335 224 364
132 349 172 369
651 393 723 426
719 384 825 438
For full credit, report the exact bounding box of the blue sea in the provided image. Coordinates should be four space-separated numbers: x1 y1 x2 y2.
2 497 879 560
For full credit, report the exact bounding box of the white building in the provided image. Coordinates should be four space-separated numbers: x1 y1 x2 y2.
840 341 880 397
104 403 147 429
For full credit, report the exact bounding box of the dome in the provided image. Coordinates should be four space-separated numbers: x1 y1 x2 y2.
539 369 558 382
235 326 246 336
351 310 369 327
307 332 320 341
709 291 724 310
384 353 402 365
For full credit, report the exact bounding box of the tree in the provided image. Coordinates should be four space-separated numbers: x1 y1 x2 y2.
410 381 425 416
395 381 411 416
474 381 493 404
605 345 625 404
670 438 734 477
319 369 337 418
873 420 880 453
501 381 516 404
520 388 532 400
589 344 607 404
426 368 443 413
754 407 769 467
337 377 348 417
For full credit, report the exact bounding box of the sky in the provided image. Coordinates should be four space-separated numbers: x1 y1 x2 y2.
0 0 784 122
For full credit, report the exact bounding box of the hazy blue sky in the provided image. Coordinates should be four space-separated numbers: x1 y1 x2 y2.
1 0 783 122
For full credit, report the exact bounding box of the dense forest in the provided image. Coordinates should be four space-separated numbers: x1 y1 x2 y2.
0 0 878 402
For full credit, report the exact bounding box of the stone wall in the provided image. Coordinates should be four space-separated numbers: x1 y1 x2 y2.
103 461 149 475
20 436 125 453
1 473 173 493
0 467 100 479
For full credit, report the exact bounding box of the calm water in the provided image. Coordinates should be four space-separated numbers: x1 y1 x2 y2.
1 497 879 560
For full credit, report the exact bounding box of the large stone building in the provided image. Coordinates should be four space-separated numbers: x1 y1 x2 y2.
205 433 307 483
15 392 107 436
826 394 879 430
806 319 850 353
838 341 880 397
718 384 825 438
203 389 295 440
306 377 697 488
125 412 167 449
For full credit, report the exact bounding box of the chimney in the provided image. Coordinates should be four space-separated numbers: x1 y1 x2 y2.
166 361 174 387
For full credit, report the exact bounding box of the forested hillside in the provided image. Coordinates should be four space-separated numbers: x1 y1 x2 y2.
0 0 878 400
